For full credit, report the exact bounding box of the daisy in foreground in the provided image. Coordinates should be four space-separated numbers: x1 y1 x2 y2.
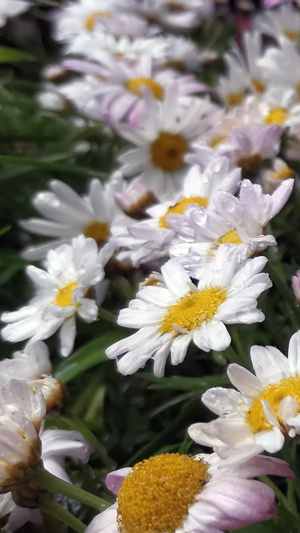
85 451 293 533
106 245 272 376
1 235 113 357
189 330 300 456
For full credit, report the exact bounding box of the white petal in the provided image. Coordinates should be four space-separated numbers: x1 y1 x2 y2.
161 259 191 297
170 335 191 366
254 426 285 453
227 364 262 396
250 345 289 385
59 316 76 357
288 330 300 375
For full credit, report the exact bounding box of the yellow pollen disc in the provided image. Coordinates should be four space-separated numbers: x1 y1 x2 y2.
274 167 295 180
85 11 111 32
236 153 262 173
159 197 208 229
209 135 227 148
252 78 265 93
84 221 110 245
160 286 227 334
284 29 299 41
124 78 164 100
117 453 209 533
207 230 243 260
54 281 77 307
226 92 244 108
246 375 300 433
167 1 185 12
151 131 188 172
264 107 289 125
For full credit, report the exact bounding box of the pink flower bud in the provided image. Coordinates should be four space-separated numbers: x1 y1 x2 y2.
114 178 157 219
292 270 300 304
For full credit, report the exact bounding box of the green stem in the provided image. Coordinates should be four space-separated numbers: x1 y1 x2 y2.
39 495 86 533
267 262 300 331
260 476 300 527
223 345 240 364
98 307 117 325
32 466 109 511
230 327 250 368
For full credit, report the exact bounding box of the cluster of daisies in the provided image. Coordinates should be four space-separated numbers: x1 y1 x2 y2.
3 0 300 532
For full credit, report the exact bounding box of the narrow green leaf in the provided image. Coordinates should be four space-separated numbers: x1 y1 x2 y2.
137 372 228 391
54 331 122 383
0 47 35 63
0 155 105 179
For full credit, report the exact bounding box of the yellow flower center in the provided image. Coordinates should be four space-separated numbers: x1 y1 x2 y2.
246 375 300 433
167 1 185 12
117 453 209 533
207 230 243 260
274 167 295 180
151 131 188 172
252 78 265 93
226 92 244 108
84 11 111 32
54 281 77 307
209 135 227 148
160 286 227 334
84 221 110 245
284 29 299 41
124 78 164 100
236 153 262 173
159 196 208 229
264 107 289 125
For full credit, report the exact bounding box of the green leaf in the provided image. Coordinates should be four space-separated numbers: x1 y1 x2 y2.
54 331 123 383
137 373 228 391
0 47 35 63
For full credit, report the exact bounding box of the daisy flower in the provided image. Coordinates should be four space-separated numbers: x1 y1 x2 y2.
227 31 266 94
20 178 121 261
218 124 283 172
117 87 220 197
106 245 271 377
63 55 207 127
0 342 65 413
258 39 300 101
189 330 300 456
261 157 295 193
111 153 241 267
255 3 300 42
1 236 113 357
52 0 150 45
5 428 93 530
0 0 29 28
133 0 214 29
169 178 294 265
0 380 45 493
85 451 293 533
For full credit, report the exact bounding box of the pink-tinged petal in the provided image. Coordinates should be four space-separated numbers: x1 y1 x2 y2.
227 364 262 396
236 455 295 480
106 468 131 496
85 505 119 533
200 477 277 528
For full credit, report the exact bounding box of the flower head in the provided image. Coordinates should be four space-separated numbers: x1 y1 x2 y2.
189 331 300 456
85 451 293 533
106 245 271 376
2 236 113 357
20 178 121 261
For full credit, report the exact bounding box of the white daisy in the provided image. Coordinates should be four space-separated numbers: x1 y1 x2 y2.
106 245 271 377
0 379 45 493
133 0 214 29
111 152 241 267
255 3 300 42
189 330 300 456
63 54 207 127
258 38 300 101
261 157 296 193
117 87 220 197
0 0 29 28
52 0 150 45
85 451 293 533
2 236 113 357
0 342 65 413
169 178 294 265
20 178 121 261
6 428 93 530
